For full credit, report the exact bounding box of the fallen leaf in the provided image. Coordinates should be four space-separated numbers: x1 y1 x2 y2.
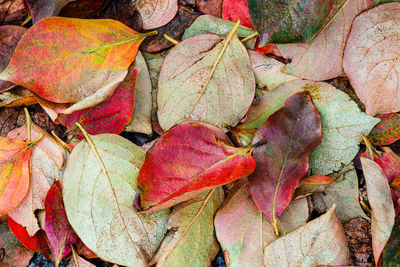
59 0 109 18
24 0 74 23
7 217 50 256
0 17 153 111
222 0 253 28
0 88 36 107
196 0 223 17
343 218 373 266
76 239 96 259
134 0 178 29
151 188 224 267
45 181 79 263
125 52 152 135
134 121 255 212
63 132 169 266
368 113 400 146
248 92 321 234
58 66 139 139
158 29 255 130
382 216 400 266
247 0 334 44
0 136 37 216
68 254 96 267
361 157 395 265
312 164 368 222
0 0 27 25
8 121 65 236
277 0 376 81
343 3 400 115
264 205 349 266
294 174 336 199
214 182 308 266
0 222 34 266
182 14 257 49
0 25 26 92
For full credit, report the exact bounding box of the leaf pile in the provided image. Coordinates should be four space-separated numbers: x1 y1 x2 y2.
0 0 400 266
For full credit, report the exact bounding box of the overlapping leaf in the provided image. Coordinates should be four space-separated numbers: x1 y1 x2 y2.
63 132 169 266
24 0 74 23
196 0 223 17
343 3 400 115
222 0 253 28
135 121 255 211
382 216 400 266
0 223 34 266
368 113 400 146
248 92 321 233
133 0 178 29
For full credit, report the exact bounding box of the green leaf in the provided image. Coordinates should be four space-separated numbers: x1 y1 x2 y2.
62 133 169 266
382 216 400 266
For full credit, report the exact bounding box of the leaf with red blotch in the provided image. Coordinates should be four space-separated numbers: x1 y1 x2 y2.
368 113 400 146
133 0 178 30
134 121 256 212
7 217 51 257
24 0 75 23
44 181 79 264
58 66 139 139
222 0 253 28
0 17 154 113
0 136 38 216
0 222 33 266
248 92 321 234
0 25 26 93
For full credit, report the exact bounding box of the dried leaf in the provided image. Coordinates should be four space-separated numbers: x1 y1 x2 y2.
249 92 321 233
24 0 74 23
196 0 223 17
214 182 308 267
294 174 336 198
222 0 253 28
343 3 400 115
247 0 334 44
368 113 400 146
8 122 65 236
63 132 169 266
45 182 79 262
263 205 349 266
0 17 153 111
361 157 395 265
151 188 224 267
60 0 109 18
158 32 255 130
134 121 255 212
68 254 96 267
277 0 376 81
133 0 178 29
0 88 36 107
0 0 27 25
382 216 400 266
58 66 139 139
0 25 26 92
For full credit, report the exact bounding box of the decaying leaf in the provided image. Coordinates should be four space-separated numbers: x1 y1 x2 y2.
59 0 109 18
247 0 334 44
133 0 178 29
151 188 224 267
8 121 65 236
214 182 308 267
0 88 36 108
0 0 27 25
63 132 169 266
343 3 400 115
264 205 349 266
368 113 400 146
135 121 255 211
0 17 153 112
277 0 376 81
196 0 223 17
248 92 321 234
157 23 255 130
361 157 395 265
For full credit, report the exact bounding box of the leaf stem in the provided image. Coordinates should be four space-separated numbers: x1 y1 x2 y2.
23 107 31 142
361 133 376 159
163 34 179 45
0 134 43 168
51 131 71 153
241 32 259 43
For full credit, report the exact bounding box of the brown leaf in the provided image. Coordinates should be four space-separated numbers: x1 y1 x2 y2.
24 0 74 23
344 218 372 266
134 0 178 29
196 0 223 17
0 0 27 25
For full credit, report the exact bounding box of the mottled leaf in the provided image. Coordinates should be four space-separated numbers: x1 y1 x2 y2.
264 205 349 266
215 182 308 267
0 25 26 92
368 113 400 146
151 188 224 267
0 17 153 112
247 0 334 44
24 0 74 23
158 32 255 130
196 0 223 17
63 133 169 266
249 92 321 232
45 182 79 263
58 66 139 139
133 0 178 29
382 216 400 266
8 122 65 236
135 121 255 211
361 157 395 265
343 3 400 115
0 223 33 266
222 0 253 28
277 0 376 81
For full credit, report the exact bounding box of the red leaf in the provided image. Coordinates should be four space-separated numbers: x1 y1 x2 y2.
7 217 51 257
134 121 256 212
368 113 400 146
222 0 253 28
44 181 78 262
248 92 321 233
0 222 33 266
58 66 139 139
